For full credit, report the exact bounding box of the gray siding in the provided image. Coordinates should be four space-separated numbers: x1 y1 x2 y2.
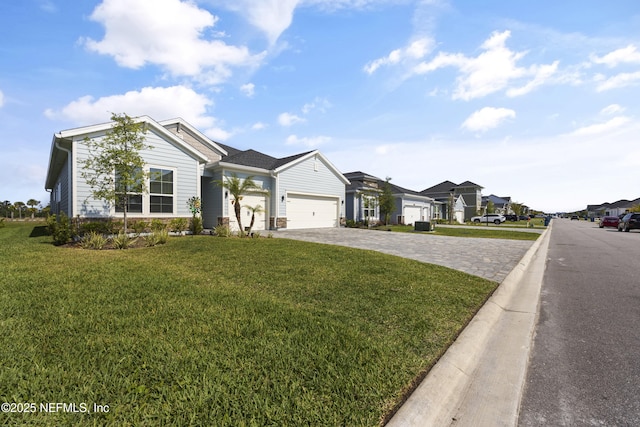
51 156 70 216
277 155 345 218
74 128 201 218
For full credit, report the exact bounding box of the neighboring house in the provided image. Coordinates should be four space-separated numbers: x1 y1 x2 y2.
45 116 348 230
482 194 512 215
421 180 483 221
587 197 640 218
344 171 435 225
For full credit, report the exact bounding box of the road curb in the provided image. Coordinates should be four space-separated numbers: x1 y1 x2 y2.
387 223 553 426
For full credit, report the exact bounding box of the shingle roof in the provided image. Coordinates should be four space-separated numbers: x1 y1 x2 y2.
455 180 483 189
218 144 313 170
421 180 458 194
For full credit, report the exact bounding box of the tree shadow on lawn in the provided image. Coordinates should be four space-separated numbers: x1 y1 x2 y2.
29 225 49 238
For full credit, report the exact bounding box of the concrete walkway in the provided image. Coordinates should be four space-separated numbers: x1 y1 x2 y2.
272 227 534 283
273 225 552 426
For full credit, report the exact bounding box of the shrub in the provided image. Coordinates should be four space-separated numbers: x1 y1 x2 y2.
345 219 357 228
80 221 111 236
52 213 72 246
112 232 135 249
150 219 166 232
145 229 168 247
131 220 148 236
46 214 57 235
189 216 203 236
170 218 188 235
80 231 107 250
213 224 231 237
0 218 5 229
251 231 261 238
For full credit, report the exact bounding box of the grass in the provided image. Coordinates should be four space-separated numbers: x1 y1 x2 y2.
375 224 541 241
0 222 496 426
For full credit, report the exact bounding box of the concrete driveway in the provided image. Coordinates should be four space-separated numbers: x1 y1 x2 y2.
272 227 534 282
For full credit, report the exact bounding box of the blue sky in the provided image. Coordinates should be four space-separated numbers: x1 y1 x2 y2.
1 0 639 213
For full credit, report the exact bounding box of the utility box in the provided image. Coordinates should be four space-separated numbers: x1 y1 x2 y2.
414 221 432 231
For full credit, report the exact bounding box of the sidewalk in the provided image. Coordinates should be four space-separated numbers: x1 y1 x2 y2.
387 222 552 426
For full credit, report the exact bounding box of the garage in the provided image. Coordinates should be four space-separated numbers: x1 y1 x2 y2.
403 206 422 225
228 194 268 232
286 193 339 229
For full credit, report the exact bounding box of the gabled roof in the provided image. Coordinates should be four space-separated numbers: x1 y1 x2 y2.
455 180 483 189
344 171 432 200
482 194 511 206
45 115 209 190
159 117 227 158
222 149 278 170
212 146 350 184
421 180 457 194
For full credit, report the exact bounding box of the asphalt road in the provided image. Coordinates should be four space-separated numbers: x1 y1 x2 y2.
518 219 640 426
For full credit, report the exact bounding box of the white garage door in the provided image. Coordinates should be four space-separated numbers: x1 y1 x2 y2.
404 206 422 225
228 194 267 232
287 194 338 229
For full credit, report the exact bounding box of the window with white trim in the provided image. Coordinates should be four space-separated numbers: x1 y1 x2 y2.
149 168 174 214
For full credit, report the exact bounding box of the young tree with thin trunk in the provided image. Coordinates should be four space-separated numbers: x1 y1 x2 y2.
81 113 151 232
378 177 395 225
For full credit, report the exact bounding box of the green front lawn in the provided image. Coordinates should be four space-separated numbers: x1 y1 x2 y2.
0 222 496 426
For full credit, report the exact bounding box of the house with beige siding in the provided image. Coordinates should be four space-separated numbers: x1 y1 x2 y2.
45 116 348 230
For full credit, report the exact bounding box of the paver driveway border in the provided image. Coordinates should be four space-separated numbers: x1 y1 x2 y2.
271 227 535 283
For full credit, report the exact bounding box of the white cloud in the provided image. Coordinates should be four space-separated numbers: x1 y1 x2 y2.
0 89 4 108
302 97 332 114
364 37 434 74
461 107 516 132
285 134 331 147
595 71 640 92
223 0 300 45
601 104 625 115
278 112 306 126
83 0 265 83
506 61 559 97
570 116 631 136
410 30 558 100
44 85 218 130
240 83 256 97
591 45 640 67
251 122 267 130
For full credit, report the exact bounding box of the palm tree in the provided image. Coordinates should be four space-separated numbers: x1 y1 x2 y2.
13 201 25 219
1 200 11 218
245 204 264 236
27 199 40 219
213 173 261 236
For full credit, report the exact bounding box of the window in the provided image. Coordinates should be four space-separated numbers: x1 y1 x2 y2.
149 168 173 213
115 168 143 213
363 196 377 219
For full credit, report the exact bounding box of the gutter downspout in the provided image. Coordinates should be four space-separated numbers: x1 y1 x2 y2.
55 139 73 217
270 170 278 230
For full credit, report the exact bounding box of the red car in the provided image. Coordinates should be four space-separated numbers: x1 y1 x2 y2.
599 216 620 228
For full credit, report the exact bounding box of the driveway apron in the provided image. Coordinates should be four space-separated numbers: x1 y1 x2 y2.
272 227 534 282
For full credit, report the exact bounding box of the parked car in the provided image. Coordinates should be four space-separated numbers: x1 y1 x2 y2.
570 215 579 220
471 214 506 224
599 216 620 228
617 213 640 232
504 214 518 221
519 215 530 221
